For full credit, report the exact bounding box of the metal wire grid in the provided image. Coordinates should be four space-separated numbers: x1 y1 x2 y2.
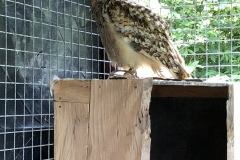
134 0 240 81
0 0 239 159
157 0 240 81
0 0 109 159
92 0 240 81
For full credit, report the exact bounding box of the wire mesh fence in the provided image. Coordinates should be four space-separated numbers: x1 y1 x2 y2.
136 0 240 81
0 0 239 160
0 0 109 159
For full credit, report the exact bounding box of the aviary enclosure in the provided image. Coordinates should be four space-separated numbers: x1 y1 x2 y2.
0 0 239 159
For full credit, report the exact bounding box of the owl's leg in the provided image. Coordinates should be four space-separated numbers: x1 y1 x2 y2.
108 68 139 79
124 68 138 78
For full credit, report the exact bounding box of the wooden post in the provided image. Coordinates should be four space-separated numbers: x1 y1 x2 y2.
227 83 240 160
54 79 153 160
234 83 240 160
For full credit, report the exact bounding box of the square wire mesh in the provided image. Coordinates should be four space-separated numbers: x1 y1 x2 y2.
134 0 240 81
0 0 109 159
157 0 240 81
0 0 239 159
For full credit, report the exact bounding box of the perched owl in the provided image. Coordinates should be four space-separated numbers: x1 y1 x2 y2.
91 0 191 79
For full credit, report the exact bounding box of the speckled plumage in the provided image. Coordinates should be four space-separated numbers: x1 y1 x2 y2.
91 0 191 79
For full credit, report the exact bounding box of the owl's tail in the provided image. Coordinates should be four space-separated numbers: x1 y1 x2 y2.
168 40 192 79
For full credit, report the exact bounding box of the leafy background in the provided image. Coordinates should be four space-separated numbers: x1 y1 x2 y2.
133 0 240 81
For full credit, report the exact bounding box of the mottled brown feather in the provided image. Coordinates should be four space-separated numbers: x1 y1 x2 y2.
91 0 191 79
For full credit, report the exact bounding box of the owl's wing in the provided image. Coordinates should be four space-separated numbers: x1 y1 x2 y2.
105 0 190 79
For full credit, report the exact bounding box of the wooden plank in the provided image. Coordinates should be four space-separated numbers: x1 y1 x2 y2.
233 83 240 160
54 79 91 103
54 102 89 160
227 84 234 160
87 79 152 160
153 80 228 87
140 79 152 160
152 85 228 98
227 83 240 160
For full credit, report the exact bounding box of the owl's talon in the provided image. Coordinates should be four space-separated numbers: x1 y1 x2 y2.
108 70 139 79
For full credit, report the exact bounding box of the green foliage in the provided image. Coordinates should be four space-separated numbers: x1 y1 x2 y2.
153 0 240 81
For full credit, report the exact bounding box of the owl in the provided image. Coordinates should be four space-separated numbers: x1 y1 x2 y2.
91 0 191 79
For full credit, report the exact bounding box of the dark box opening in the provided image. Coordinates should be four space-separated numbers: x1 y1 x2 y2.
150 97 227 160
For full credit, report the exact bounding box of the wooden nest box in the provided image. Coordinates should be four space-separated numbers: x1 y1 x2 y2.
53 79 239 160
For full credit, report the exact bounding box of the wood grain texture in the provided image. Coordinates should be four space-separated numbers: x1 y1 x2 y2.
227 84 234 160
233 83 240 160
227 83 240 160
54 102 89 160
87 79 152 160
152 85 228 98
140 79 152 160
54 79 153 160
54 79 91 103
